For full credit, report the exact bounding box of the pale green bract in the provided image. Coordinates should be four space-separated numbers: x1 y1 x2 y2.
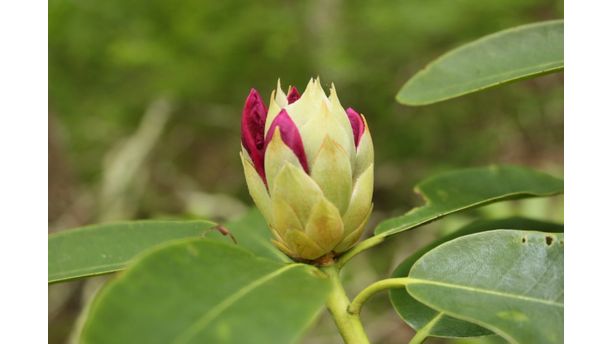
241 79 374 261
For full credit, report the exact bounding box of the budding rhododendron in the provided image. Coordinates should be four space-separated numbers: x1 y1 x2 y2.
240 78 374 261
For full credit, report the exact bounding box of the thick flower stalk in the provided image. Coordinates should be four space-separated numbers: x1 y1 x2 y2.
240 78 374 261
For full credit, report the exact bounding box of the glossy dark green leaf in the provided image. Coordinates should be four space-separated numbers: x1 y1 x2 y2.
405 230 563 344
224 209 290 263
81 239 331 344
374 165 563 237
48 220 221 283
397 20 563 105
390 218 562 338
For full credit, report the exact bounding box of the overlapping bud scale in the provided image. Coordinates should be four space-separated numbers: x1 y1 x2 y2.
240 79 374 261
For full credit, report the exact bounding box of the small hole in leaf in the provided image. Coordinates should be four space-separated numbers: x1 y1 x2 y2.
521 237 526 244
545 236 554 246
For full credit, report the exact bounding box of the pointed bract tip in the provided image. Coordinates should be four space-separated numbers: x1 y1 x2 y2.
241 88 268 182
346 108 366 147
287 86 301 104
265 109 309 173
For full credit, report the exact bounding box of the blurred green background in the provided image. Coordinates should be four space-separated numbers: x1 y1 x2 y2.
48 0 563 342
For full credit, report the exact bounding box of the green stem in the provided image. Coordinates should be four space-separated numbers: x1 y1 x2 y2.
321 265 370 344
336 235 385 270
347 278 410 315
407 313 443 344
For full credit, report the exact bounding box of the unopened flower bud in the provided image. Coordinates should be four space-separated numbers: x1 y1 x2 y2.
240 78 374 261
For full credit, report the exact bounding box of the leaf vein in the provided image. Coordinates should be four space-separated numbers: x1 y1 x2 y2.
406 278 563 307
173 264 301 343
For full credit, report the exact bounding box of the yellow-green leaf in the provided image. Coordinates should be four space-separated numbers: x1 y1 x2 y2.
390 217 563 338
397 20 563 105
48 220 219 283
81 239 331 344
375 165 563 237
405 230 563 344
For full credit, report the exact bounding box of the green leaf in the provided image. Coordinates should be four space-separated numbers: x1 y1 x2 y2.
81 239 331 344
390 217 562 338
405 230 563 344
224 208 290 263
374 165 563 237
48 220 220 283
397 20 563 105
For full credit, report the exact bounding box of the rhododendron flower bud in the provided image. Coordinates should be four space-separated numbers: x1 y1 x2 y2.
240 78 374 261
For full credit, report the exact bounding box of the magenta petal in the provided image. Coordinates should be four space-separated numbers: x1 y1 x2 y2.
265 109 309 173
286 86 301 104
346 108 365 147
241 88 268 182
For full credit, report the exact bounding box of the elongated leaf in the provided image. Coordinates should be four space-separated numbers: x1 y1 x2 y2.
49 220 220 283
375 165 563 237
390 218 562 338
224 208 290 262
405 230 563 344
81 239 331 344
397 20 563 105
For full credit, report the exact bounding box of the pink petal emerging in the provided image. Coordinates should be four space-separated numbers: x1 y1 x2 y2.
241 88 268 182
346 108 365 147
265 109 309 173
286 86 301 104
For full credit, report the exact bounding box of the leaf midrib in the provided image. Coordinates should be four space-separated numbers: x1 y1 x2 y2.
408 62 563 98
49 265 124 283
406 278 563 307
379 189 562 236
172 264 302 344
